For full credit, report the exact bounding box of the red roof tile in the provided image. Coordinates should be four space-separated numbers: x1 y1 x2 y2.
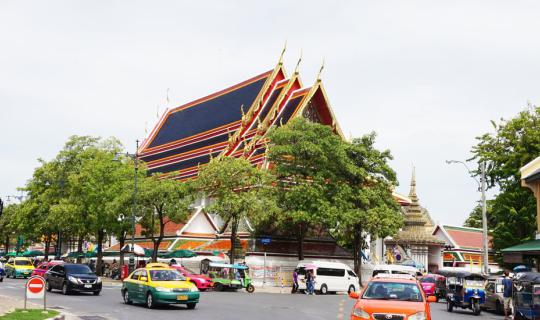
444 227 492 250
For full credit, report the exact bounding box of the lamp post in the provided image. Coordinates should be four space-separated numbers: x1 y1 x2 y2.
446 160 489 275
123 140 139 274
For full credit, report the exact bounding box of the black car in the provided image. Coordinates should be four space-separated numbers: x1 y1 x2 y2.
45 263 102 295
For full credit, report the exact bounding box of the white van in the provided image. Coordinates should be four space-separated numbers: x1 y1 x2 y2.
371 264 422 278
296 261 359 294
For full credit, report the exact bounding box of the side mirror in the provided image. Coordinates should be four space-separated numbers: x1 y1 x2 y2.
140 276 148 282
427 296 437 303
349 291 360 299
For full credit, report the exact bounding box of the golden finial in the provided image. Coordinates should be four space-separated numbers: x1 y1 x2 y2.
316 58 325 82
209 149 214 160
240 104 246 125
294 50 302 74
279 117 283 127
278 40 287 65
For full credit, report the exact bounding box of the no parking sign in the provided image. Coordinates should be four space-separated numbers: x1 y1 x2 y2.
25 276 46 310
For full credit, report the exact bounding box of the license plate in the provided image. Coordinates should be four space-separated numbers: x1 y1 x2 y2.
176 295 188 300
84 284 92 288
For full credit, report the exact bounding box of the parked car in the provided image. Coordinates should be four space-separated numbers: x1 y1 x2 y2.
372 264 422 278
349 273 437 320
121 262 199 309
169 265 213 291
5 257 35 279
45 263 102 295
420 274 438 301
31 261 63 278
483 276 505 314
297 261 359 294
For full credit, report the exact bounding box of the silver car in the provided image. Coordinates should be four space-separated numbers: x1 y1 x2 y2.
483 277 505 314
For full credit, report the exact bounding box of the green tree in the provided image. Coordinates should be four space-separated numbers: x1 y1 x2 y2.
463 201 494 229
334 133 402 282
138 173 192 262
470 105 540 256
195 156 276 264
267 118 349 260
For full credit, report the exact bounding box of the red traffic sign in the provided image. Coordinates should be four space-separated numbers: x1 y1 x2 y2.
26 276 46 299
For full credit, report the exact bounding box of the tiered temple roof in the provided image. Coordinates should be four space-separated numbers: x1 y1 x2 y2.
388 169 444 246
138 56 342 180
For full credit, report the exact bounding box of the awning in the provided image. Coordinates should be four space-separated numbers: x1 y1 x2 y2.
501 239 540 252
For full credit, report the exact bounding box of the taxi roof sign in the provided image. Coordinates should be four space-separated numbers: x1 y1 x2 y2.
374 273 416 280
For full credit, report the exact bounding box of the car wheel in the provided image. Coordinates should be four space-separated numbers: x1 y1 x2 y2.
246 284 255 293
146 292 155 309
186 303 196 310
93 291 100 296
348 285 355 294
123 290 132 304
319 284 328 295
46 281 52 292
62 282 70 295
214 283 224 291
472 300 481 315
447 300 453 312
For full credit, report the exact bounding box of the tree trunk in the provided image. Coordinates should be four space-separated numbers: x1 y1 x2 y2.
4 235 9 253
229 217 238 264
353 226 362 286
118 234 126 267
96 229 105 276
76 235 84 263
153 218 165 263
297 224 305 261
44 234 51 261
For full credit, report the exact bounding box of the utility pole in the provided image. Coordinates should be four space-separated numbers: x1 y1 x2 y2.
129 139 139 274
446 160 490 274
480 162 489 274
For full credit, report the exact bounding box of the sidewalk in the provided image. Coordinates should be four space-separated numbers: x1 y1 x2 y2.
0 294 41 316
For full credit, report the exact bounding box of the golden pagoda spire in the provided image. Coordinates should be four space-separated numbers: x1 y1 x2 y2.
316 58 325 82
409 166 418 202
278 41 287 65
294 50 302 74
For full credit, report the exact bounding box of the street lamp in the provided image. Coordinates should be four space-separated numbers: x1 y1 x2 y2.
446 160 489 275
116 140 140 274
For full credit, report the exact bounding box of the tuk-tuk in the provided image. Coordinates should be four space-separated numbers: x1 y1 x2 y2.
434 274 447 301
201 261 255 293
513 272 540 320
438 269 486 315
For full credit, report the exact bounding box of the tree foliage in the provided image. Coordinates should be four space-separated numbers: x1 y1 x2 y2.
470 105 540 258
195 156 276 263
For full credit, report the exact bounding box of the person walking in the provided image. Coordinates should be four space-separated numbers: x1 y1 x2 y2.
502 269 513 320
291 269 299 294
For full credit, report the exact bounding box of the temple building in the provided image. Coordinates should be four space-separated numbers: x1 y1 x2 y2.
433 225 497 272
138 55 342 180
385 169 444 272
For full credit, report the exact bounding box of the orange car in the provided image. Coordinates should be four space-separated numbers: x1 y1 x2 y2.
349 274 437 320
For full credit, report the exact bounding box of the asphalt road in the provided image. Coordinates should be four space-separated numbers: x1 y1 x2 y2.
0 278 505 320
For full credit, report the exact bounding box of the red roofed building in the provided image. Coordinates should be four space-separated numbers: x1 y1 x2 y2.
433 224 497 270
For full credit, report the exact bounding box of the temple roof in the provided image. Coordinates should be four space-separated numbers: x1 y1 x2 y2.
387 168 444 246
138 57 342 180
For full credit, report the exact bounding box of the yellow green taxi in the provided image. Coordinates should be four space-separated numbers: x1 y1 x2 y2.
5 257 35 279
121 263 200 309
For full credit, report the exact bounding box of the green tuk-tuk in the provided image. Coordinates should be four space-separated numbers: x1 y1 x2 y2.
201 261 255 293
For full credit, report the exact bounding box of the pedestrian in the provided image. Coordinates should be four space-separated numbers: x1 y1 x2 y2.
306 269 315 295
502 269 513 320
291 268 298 294
169 259 177 266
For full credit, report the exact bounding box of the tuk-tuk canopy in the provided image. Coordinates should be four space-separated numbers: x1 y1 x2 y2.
436 269 486 280
514 272 540 284
208 262 248 270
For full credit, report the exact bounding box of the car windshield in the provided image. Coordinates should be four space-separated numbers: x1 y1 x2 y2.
149 269 185 281
421 277 436 283
465 279 485 287
362 281 423 302
65 264 93 275
15 260 32 266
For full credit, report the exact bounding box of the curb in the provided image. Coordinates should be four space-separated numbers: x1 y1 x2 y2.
46 313 65 320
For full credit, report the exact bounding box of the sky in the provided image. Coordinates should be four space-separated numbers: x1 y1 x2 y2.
1 1 539 225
